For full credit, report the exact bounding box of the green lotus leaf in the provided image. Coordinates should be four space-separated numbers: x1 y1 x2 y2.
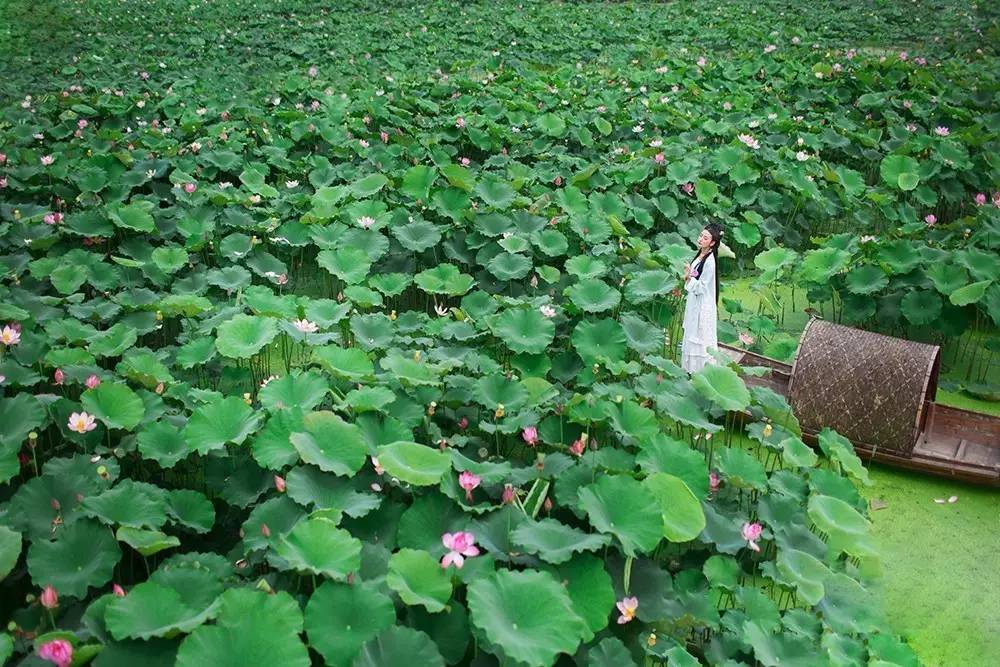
251 410 304 470
486 252 533 281
624 270 673 303
0 526 22 581
82 382 145 431
586 637 638 667
620 313 663 355
215 314 279 358
642 473 706 542
290 411 367 476
400 165 438 201
367 273 412 297
353 626 446 667
776 548 831 605
565 255 608 279
578 475 663 556
82 479 168 529
817 573 884 635
272 517 362 579
387 548 453 612
88 323 138 358
175 589 309 667
313 345 374 381
703 554 741 591
807 494 874 558
473 375 529 412
351 314 395 351
603 400 659 441
376 441 451 486
491 308 556 354
844 265 888 295
468 569 588 665
165 490 215 533
475 177 517 209
414 264 475 295
572 319 627 365
0 393 46 449
317 247 372 284
798 247 851 283
779 437 819 468
27 520 121 598
393 220 442 252
350 173 389 198
305 582 396 667
259 371 329 412
115 527 181 556
241 496 306 552
900 290 942 325
440 163 476 192
879 154 920 190
636 435 709 497
110 202 156 232
716 446 768 490
691 364 751 411
566 279 621 313
184 396 261 455
285 465 380 518
949 279 991 306
753 247 797 274
537 112 567 136
511 518 611 564
105 580 220 641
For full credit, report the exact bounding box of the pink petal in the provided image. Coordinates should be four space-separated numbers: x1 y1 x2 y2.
748 540 760 552
442 533 455 549
617 614 630 624
462 545 480 557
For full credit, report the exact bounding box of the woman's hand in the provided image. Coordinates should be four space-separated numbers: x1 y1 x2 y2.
683 263 691 281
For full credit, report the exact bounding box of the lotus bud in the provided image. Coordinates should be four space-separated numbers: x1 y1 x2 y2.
260 523 271 538
50 498 61 511
458 416 468 430
427 401 437 416
39 585 58 609
543 497 553 513
155 382 165 394
502 484 515 504
113 584 126 597
438 439 448 450
274 475 286 493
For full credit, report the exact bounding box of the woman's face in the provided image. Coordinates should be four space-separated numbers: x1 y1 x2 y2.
697 229 714 249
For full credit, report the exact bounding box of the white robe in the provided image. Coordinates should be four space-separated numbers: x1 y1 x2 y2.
681 254 718 373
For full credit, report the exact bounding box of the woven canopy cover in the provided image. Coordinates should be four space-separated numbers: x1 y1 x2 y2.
788 319 940 455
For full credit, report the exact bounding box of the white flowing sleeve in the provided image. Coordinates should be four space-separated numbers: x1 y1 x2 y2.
684 255 715 297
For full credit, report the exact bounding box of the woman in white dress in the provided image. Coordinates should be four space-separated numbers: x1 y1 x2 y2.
681 223 722 373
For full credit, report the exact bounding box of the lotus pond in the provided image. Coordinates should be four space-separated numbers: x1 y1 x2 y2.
1 1 998 666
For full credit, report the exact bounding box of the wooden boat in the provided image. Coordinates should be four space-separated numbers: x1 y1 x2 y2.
719 318 1000 487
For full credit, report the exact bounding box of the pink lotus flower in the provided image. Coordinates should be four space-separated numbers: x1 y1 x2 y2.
308 65 318 77
934 126 950 137
616 596 638 624
903 99 912 109
0 153 6 164
380 130 389 143
357 216 376 229
738 133 760 150
372 456 384 475
183 182 197 193
37 639 72 667
460 157 471 166
292 319 318 333
974 193 986 206
697 56 707 67
155 382 165 394
742 521 763 552
40 155 55 166
654 152 665 165
53 369 65 385
113 583 127 597
522 425 539 446
68 412 97 434
455 117 466 129
358 139 369 148
502 484 515 504
0 177 7 189
43 212 63 225
459 471 481 501
681 182 694 195
1 325 21 346
905 123 918 132
764 44 777 54
274 475 286 493
739 332 754 346
994 192 1000 208
569 438 585 457
709 471 720 494
457 416 469 430
441 531 479 568
40 585 59 609
898 51 908 61
276 273 288 285
924 214 937 225
539 305 556 318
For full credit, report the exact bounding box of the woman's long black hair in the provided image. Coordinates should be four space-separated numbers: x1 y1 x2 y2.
691 223 723 304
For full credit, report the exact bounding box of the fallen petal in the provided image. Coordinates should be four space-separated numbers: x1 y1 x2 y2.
948 495 958 503
933 498 946 504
